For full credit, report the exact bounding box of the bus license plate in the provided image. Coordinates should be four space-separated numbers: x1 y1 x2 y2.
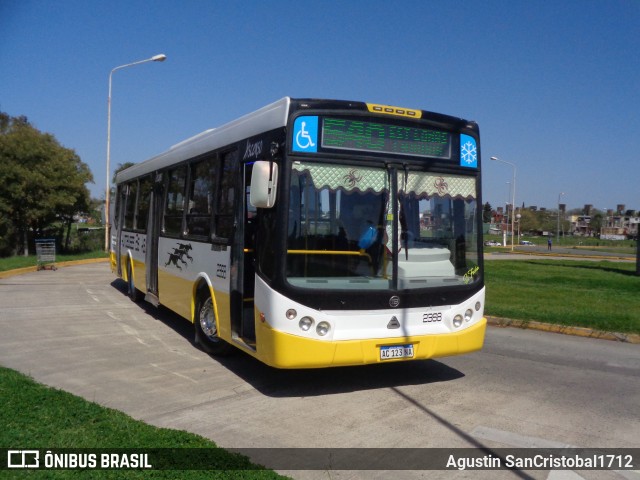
380 344 414 360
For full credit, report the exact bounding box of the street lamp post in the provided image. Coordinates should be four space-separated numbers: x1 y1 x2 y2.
105 54 167 252
503 181 510 247
557 192 565 245
491 156 516 251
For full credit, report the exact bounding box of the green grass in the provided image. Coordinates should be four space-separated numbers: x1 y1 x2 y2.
485 260 640 333
0 250 108 272
0 366 288 479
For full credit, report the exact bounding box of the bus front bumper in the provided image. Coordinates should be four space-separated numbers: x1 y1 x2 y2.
254 318 487 369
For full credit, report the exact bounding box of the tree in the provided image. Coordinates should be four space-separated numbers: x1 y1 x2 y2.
112 162 136 184
517 209 540 234
590 212 604 237
0 112 93 256
538 210 558 234
482 202 492 223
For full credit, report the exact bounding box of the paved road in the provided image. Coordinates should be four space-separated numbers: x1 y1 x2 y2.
1 264 638 480
486 245 637 262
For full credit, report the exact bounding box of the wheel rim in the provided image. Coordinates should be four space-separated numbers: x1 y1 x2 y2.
199 297 218 341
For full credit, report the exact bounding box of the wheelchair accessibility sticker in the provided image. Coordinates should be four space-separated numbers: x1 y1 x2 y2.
292 116 318 153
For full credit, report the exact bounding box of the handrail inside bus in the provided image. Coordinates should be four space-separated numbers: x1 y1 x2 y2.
287 249 370 257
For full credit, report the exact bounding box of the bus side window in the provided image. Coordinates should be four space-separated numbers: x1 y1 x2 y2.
124 181 137 230
213 150 238 242
186 158 215 239
164 166 187 236
135 176 153 233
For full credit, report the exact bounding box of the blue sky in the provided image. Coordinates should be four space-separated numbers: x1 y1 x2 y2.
1 0 638 212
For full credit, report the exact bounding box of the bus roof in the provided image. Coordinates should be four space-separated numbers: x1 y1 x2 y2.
116 97 292 184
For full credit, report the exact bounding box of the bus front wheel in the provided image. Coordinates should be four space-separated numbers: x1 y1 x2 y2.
194 292 232 356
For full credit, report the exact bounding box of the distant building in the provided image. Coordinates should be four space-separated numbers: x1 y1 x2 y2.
571 215 592 236
601 214 639 240
488 204 638 240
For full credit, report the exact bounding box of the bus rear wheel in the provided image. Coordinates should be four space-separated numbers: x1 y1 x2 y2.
195 292 232 356
126 260 143 302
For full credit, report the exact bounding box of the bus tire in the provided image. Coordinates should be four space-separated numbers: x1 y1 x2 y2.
194 291 232 356
126 260 143 303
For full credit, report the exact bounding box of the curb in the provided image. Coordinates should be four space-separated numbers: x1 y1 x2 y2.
0 257 109 279
487 316 640 344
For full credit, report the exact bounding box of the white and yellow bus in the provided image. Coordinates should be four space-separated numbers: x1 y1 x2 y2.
111 97 486 368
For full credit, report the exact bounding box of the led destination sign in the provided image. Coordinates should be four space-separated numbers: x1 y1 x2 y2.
321 117 451 159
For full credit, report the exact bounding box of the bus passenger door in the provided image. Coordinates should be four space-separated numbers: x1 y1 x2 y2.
145 173 163 303
230 163 257 346
115 185 126 277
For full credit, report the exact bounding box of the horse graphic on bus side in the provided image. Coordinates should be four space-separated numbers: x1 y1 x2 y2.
165 243 193 270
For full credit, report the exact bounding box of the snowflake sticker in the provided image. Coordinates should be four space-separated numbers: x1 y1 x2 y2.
460 134 477 168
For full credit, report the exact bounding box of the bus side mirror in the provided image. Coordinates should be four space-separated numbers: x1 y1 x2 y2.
250 160 278 208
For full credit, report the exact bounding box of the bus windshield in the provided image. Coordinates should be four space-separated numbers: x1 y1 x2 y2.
286 161 480 290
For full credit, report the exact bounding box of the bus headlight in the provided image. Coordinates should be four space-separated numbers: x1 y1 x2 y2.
475 301 482 311
464 309 474 322
286 309 297 320
299 317 314 331
316 321 331 336
453 315 463 328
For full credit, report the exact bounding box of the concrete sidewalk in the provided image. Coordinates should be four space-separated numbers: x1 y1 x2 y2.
4 264 469 450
